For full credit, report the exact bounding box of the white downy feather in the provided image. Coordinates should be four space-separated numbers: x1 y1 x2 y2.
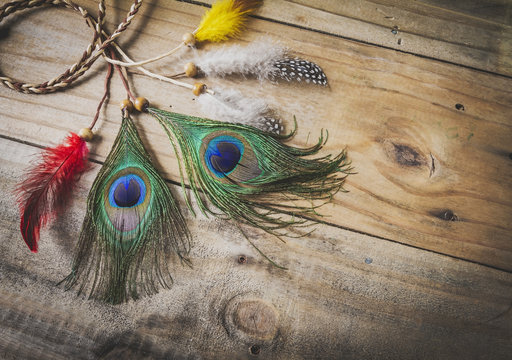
190 40 328 85
193 41 287 80
197 88 284 134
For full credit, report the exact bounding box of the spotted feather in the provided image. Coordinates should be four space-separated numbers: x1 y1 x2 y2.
273 57 328 86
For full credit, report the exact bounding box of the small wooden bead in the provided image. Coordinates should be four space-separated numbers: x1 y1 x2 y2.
184 62 197 77
134 97 149 112
120 99 134 112
182 32 196 47
192 83 206 96
78 128 94 142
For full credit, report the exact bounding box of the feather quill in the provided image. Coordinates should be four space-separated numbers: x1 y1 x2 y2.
194 0 262 43
16 133 89 252
197 88 284 134
191 40 328 85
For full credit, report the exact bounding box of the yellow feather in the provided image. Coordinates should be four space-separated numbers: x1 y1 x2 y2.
194 0 261 43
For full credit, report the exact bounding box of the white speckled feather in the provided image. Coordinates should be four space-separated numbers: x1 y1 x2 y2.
191 40 328 85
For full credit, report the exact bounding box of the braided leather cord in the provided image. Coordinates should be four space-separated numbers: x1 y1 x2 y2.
0 0 142 94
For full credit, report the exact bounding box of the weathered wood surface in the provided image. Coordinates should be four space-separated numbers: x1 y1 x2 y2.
1 0 511 269
0 0 511 359
1 138 511 359
203 0 512 76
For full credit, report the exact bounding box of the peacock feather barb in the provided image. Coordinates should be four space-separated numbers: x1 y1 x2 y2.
148 108 351 238
194 0 262 43
62 115 190 304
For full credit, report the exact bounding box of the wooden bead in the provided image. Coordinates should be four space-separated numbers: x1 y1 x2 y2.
192 83 206 96
78 128 94 142
134 97 149 112
184 62 197 77
119 99 134 112
182 32 196 47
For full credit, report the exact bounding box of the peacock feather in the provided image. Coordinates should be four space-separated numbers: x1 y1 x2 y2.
148 108 351 240
61 115 190 304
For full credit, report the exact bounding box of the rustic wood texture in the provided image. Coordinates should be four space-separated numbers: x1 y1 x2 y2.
203 0 512 76
0 0 511 359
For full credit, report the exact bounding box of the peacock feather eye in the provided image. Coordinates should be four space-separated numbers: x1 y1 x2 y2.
104 168 151 233
110 175 144 208
200 131 262 184
204 136 244 177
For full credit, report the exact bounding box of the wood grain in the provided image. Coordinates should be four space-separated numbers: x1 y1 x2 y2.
0 1 511 358
201 0 512 76
1 0 511 269
0 138 511 359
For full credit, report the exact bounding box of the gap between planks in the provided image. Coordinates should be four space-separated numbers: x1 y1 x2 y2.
177 0 512 80
2 132 510 276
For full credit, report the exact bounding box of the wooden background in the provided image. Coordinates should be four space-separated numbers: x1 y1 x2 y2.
1 0 511 359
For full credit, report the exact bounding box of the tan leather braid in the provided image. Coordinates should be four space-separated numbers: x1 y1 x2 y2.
0 0 142 94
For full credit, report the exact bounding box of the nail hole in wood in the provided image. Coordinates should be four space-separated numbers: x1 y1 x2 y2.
391 26 398 35
238 255 247 264
455 103 465 111
250 345 261 355
442 210 458 221
397 38 402 45
365 258 373 264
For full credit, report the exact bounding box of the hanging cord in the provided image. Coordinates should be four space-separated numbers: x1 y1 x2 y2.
0 0 143 94
89 61 113 130
106 42 215 95
103 42 185 68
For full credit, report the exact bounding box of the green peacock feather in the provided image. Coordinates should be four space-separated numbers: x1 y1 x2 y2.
61 115 191 304
148 108 351 242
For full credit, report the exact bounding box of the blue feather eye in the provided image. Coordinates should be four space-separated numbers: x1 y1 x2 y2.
204 136 244 177
104 169 151 233
200 132 262 183
113 179 141 207
108 174 146 208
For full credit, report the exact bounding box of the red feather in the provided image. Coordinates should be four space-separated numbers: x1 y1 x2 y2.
16 133 89 252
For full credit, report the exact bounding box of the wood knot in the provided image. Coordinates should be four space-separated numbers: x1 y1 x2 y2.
381 140 427 169
234 301 278 339
223 296 279 342
391 143 426 167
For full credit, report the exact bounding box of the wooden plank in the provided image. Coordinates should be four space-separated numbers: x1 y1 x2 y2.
1 0 511 270
0 138 511 359
198 0 512 76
